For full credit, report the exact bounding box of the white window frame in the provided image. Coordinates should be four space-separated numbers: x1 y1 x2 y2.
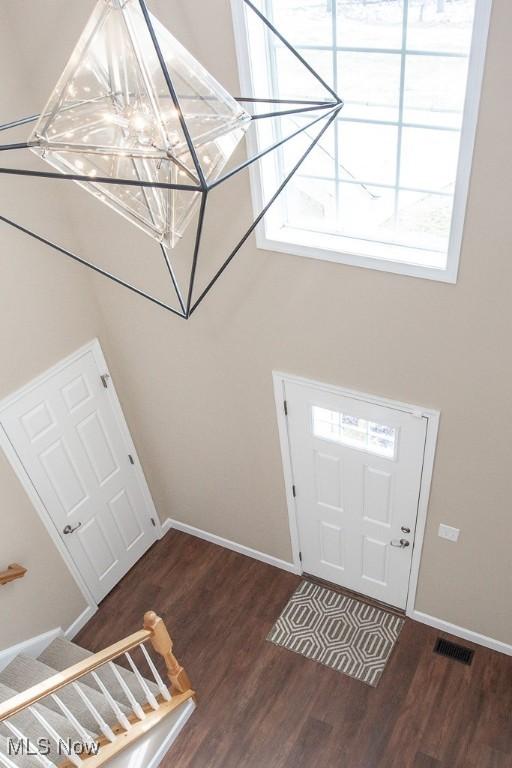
231 0 494 283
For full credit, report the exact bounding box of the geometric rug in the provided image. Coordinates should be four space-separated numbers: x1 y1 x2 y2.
267 580 404 687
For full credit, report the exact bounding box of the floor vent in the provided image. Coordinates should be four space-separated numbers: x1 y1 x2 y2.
433 637 474 665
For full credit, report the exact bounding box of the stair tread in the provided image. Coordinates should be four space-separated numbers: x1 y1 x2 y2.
39 637 161 708
0 681 97 751
0 655 129 735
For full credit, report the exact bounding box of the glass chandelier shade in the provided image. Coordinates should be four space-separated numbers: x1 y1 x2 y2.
29 0 251 249
1 0 342 317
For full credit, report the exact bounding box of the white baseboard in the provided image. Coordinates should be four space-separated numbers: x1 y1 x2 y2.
159 517 173 538
0 627 62 672
163 519 511 656
411 610 512 657
162 518 300 575
65 605 97 640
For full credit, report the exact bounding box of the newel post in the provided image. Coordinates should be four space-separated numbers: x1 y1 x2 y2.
144 611 192 695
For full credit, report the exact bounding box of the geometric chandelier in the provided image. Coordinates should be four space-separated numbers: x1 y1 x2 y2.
0 0 343 319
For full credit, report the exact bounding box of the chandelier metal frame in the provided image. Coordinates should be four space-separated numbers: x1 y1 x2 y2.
0 0 343 318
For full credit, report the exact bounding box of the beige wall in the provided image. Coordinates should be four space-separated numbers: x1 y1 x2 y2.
0 10 101 648
90 0 512 645
2 0 511 651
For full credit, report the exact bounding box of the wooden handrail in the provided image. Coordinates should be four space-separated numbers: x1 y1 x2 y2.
0 611 195 768
0 563 27 586
0 628 152 721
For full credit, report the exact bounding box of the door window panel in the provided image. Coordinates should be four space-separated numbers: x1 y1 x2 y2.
312 405 397 459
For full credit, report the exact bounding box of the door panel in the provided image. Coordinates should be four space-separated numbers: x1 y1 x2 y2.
78 517 119 580
363 466 392 526
40 439 89 515
315 451 343 509
1 350 157 602
109 489 145 550
286 381 427 609
362 536 388 585
61 375 93 413
77 412 119 485
319 521 344 570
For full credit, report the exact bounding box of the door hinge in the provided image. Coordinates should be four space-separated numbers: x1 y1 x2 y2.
283 400 288 416
292 484 296 498
100 373 110 389
128 454 135 465
150 517 156 527
299 551 302 563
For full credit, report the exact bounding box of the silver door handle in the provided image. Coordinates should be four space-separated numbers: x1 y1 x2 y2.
390 538 410 548
63 522 82 535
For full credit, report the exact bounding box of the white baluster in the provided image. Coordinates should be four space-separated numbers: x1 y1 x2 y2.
71 683 116 743
0 748 22 768
51 693 98 751
91 671 132 731
28 706 81 768
3 719 55 768
140 643 171 701
107 662 145 720
125 652 159 711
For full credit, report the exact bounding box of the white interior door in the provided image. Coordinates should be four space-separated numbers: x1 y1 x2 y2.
285 381 427 609
0 349 157 603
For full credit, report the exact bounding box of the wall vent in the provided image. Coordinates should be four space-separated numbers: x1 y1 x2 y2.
433 637 474 665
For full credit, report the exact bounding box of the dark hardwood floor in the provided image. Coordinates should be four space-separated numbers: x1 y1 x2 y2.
76 531 512 768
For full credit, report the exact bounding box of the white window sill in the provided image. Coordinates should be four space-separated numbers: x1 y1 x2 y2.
257 224 459 284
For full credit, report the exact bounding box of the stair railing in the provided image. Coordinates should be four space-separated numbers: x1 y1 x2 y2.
0 612 194 768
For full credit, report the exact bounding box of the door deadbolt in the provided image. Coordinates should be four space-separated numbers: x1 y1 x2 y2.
401 526 411 534
63 522 82 535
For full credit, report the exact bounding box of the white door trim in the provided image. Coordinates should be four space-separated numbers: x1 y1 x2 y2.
0 338 161 617
272 371 440 618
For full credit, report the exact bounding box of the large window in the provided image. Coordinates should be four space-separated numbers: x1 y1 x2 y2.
233 0 492 281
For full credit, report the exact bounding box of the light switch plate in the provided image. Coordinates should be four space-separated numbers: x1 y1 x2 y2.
438 523 460 542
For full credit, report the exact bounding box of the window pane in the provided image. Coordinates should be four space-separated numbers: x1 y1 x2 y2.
338 52 402 122
271 0 333 47
338 122 398 186
337 0 404 50
400 127 460 190
285 177 337 231
404 55 469 128
396 190 453 252
275 47 333 101
312 406 397 459
283 120 336 179
337 182 395 237
407 0 477 54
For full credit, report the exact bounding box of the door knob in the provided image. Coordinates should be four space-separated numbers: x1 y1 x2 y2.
390 538 410 548
63 522 82 535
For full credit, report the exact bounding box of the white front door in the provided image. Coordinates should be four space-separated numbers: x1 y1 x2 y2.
285 381 427 609
0 348 157 603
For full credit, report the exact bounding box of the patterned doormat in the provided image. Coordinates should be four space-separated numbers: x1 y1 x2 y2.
267 580 404 687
